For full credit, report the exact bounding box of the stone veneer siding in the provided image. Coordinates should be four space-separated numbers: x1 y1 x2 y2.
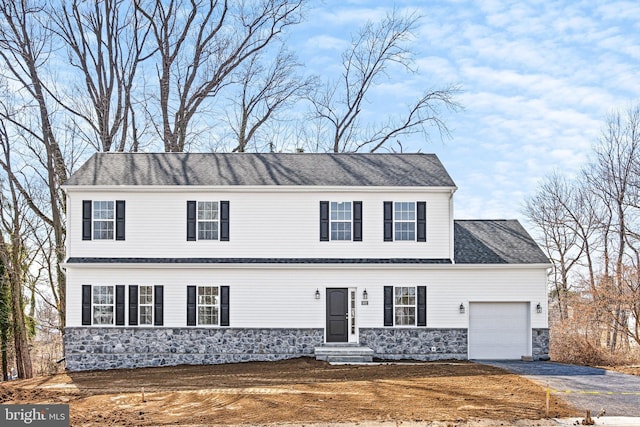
532 328 550 360
359 328 468 361
64 327 324 371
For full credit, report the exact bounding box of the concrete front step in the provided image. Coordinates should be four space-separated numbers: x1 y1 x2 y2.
314 345 374 363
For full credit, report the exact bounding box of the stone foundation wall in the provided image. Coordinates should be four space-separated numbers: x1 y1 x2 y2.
65 326 549 371
64 327 324 371
359 328 468 361
532 328 550 360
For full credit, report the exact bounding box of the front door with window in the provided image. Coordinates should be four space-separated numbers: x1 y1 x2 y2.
326 288 349 342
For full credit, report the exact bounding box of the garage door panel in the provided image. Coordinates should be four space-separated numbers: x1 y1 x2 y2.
469 302 530 360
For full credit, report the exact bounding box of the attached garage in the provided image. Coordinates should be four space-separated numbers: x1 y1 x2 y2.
468 302 531 359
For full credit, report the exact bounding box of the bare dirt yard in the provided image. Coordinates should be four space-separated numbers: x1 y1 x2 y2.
0 358 578 426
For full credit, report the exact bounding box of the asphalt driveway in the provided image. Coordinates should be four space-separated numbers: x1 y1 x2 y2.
481 360 640 417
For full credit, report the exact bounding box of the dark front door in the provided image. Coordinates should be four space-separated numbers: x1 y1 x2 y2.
326 288 349 342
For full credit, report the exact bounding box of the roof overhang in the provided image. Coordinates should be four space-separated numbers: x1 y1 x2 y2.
61 185 458 194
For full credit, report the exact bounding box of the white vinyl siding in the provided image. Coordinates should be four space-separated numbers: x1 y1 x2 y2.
66 266 548 330
67 190 452 260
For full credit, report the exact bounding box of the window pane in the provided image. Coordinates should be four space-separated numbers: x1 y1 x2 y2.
198 306 219 325
198 221 218 240
198 201 218 220
93 201 114 219
93 305 114 325
330 222 352 241
139 286 153 304
139 306 153 325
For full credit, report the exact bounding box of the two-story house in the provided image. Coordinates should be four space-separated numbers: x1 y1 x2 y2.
62 153 550 371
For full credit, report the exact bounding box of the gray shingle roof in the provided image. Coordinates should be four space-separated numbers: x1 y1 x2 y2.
454 220 549 264
64 152 456 187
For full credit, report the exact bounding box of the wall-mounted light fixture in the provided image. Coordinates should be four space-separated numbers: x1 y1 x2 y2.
459 303 465 314
536 302 542 313
362 289 368 300
315 289 321 300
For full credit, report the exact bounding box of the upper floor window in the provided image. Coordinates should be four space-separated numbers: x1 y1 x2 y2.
93 201 114 240
320 201 362 242
394 202 415 241
187 200 230 241
82 200 125 241
198 201 219 240
383 201 426 242
331 202 352 240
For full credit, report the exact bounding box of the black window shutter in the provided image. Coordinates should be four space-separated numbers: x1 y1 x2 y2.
383 286 394 326
82 200 92 240
115 285 125 325
220 286 230 326
417 201 426 242
81 285 91 325
417 286 427 326
154 285 164 326
220 201 230 241
187 285 196 326
319 201 329 241
383 202 393 242
186 201 196 241
353 201 362 242
115 200 126 240
129 286 138 326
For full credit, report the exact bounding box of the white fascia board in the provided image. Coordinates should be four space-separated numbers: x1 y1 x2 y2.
61 262 550 270
61 185 459 194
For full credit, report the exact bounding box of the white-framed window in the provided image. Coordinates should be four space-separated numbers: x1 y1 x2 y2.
394 202 415 241
93 201 114 240
198 201 219 240
139 285 153 325
197 286 219 325
394 286 416 326
330 201 352 240
92 285 114 325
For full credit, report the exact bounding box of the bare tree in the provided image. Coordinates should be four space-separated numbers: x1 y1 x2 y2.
524 173 584 320
228 47 316 152
0 119 33 379
308 9 461 153
134 0 306 152
49 0 151 152
0 0 67 334
585 105 640 350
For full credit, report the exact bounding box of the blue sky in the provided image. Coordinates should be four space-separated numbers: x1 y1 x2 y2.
288 0 640 222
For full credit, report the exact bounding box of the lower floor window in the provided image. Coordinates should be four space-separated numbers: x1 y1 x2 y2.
139 285 154 325
198 286 219 325
394 286 416 325
92 285 114 325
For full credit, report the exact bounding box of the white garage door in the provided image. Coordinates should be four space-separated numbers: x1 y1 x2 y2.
468 302 530 359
